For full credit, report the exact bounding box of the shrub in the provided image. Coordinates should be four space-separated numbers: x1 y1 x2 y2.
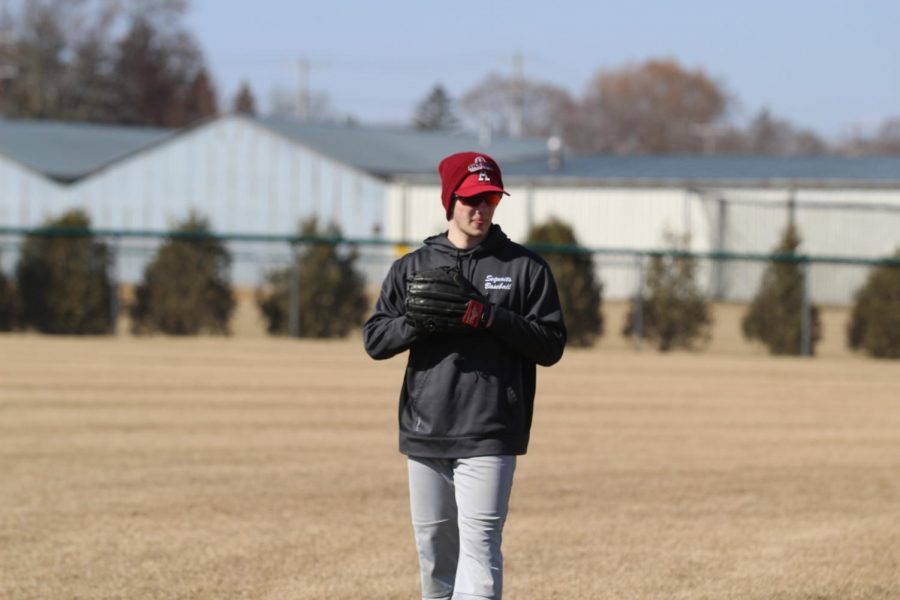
847 250 900 358
257 218 368 338
0 264 18 331
742 224 821 355
16 209 113 334
130 214 235 335
622 233 711 351
526 218 603 347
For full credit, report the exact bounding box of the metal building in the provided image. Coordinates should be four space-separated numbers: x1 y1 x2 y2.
2 115 899 302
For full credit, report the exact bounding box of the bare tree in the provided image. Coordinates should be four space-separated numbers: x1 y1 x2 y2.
0 0 70 118
576 59 728 154
64 2 121 123
0 0 212 127
872 118 900 154
742 108 827 155
460 72 576 138
838 117 900 156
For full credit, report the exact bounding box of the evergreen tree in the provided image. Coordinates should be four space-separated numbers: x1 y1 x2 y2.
257 218 368 338
114 16 185 126
742 224 821 355
623 233 711 351
130 213 235 335
412 84 459 131
847 250 900 358
65 30 120 123
232 80 256 115
526 218 602 347
16 209 113 334
183 66 217 124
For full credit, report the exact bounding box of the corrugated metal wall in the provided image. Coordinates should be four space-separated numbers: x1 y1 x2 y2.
716 187 900 303
387 183 706 247
68 117 388 238
3 117 387 238
0 155 63 274
1 117 389 285
3 118 899 301
387 182 900 303
387 183 712 301
0 154 62 228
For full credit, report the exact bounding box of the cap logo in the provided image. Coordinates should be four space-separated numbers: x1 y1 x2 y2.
478 171 490 182
468 156 493 173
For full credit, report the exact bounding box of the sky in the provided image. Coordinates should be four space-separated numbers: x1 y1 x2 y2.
186 0 899 141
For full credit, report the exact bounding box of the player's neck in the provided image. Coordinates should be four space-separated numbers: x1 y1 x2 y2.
447 223 487 250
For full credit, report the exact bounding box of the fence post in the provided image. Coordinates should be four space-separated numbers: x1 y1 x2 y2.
633 254 644 350
288 243 300 338
525 182 534 233
800 258 811 357
108 236 119 335
712 196 728 299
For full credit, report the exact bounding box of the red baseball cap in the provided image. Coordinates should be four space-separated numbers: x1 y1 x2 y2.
438 152 509 219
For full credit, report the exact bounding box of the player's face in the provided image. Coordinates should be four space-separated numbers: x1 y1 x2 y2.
450 192 500 240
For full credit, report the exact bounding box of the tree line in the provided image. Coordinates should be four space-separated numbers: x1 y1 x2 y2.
415 60 900 157
0 0 256 127
1 210 898 359
2 2 895 155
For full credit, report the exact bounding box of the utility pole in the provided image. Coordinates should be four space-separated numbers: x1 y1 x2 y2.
509 51 524 138
787 187 796 229
690 123 719 154
296 58 310 120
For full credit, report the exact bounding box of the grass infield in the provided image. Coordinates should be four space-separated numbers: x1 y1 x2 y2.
1 335 898 599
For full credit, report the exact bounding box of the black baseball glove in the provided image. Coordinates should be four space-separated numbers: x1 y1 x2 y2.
405 266 492 334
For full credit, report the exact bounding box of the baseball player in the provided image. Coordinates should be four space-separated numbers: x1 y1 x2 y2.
363 152 567 599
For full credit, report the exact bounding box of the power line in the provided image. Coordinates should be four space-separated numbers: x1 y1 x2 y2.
213 52 520 73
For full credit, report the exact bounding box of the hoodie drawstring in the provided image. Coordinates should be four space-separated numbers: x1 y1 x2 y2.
455 250 479 285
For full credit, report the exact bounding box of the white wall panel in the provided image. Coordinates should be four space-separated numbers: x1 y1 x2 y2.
1 117 389 284
386 183 717 299
712 186 900 303
0 157 70 227
386 181 900 303
66 116 388 240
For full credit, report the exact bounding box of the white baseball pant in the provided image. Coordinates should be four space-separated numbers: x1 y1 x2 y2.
407 455 517 600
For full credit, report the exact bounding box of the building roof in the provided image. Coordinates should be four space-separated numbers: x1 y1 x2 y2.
497 155 900 186
1 115 899 187
249 117 900 187
0 118 171 182
254 116 549 176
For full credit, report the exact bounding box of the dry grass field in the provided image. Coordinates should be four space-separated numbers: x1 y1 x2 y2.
1 330 899 599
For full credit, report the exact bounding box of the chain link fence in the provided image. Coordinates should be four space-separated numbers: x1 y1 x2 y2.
1 226 898 356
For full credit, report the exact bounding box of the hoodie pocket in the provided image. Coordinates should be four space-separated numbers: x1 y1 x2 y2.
403 349 435 432
402 337 526 439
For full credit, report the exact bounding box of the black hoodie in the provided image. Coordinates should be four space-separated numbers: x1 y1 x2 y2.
363 225 567 458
